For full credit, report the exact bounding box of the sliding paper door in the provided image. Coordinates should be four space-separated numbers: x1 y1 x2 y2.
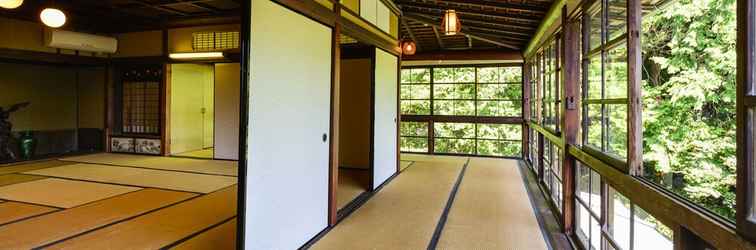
373 48 399 188
244 0 333 249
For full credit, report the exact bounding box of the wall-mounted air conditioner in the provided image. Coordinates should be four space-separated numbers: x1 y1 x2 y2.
44 30 118 54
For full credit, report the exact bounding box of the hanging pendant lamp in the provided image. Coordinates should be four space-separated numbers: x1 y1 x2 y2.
401 39 417 55
0 0 23 9
442 10 461 36
40 7 66 28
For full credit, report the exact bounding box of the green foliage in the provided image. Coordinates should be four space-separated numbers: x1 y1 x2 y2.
641 0 737 221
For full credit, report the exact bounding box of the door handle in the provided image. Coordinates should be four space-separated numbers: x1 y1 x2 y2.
322 133 328 142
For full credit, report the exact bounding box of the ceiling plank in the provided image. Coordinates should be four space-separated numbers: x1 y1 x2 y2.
398 5 540 28
407 12 536 34
395 0 543 22
403 14 521 50
416 0 549 13
432 26 445 49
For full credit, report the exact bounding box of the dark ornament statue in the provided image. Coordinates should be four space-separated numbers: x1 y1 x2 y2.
0 102 30 161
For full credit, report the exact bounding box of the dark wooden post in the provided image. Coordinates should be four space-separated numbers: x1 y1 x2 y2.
627 0 643 176
523 63 531 160
561 6 580 235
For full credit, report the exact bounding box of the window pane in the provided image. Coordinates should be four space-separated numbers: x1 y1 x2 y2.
587 54 603 100
586 104 603 148
434 84 475 100
477 124 521 141
400 122 428 137
477 67 499 83
607 0 627 42
607 186 632 250
633 206 673 250
477 100 521 117
434 100 475 116
605 45 627 99
400 100 430 115
590 169 602 215
413 68 430 83
641 0 736 221
589 6 602 51
578 164 591 203
401 137 428 152
434 123 475 154
590 217 601 250
577 204 591 247
502 67 522 82
477 84 521 100
455 67 475 82
477 140 521 157
433 68 455 83
401 84 431 100
606 104 627 158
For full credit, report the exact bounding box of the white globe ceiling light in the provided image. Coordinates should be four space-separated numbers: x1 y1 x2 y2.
40 8 66 28
0 0 23 9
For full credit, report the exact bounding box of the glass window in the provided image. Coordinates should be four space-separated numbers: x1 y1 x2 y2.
434 122 476 155
581 0 628 160
399 65 524 158
400 122 429 153
400 68 431 115
640 0 737 221
577 162 675 250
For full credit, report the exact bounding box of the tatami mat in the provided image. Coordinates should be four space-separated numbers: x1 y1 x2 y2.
171 218 237 250
337 169 370 210
0 160 72 175
46 185 237 249
174 148 215 159
400 153 468 165
0 202 57 225
436 157 548 249
0 173 46 187
399 160 413 171
0 178 140 208
25 163 237 193
312 160 465 249
61 153 237 176
0 189 196 249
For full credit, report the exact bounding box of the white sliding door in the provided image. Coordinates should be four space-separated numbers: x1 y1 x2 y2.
245 0 333 249
373 48 399 188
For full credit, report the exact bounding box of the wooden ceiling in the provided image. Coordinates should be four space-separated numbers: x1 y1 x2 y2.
0 0 241 33
395 0 554 52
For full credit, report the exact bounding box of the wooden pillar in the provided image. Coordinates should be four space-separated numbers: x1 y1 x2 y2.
523 63 531 159
561 6 580 234
627 0 643 175
328 5 342 226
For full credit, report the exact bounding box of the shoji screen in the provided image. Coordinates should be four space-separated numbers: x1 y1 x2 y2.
373 48 399 188
245 0 333 249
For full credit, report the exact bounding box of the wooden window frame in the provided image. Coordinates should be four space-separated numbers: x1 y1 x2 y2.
580 0 630 172
737 0 756 241
399 64 524 158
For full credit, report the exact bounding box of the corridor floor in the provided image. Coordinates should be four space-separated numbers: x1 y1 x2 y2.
311 154 549 250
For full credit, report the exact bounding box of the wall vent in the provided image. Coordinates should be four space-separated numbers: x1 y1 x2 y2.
192 31 240 51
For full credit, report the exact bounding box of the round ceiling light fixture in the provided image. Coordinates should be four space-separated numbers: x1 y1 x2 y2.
401 40 417 56
40 7 66 28
0 0 23 9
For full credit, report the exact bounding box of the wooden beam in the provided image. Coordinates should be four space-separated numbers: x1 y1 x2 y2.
402 49 522 61
524 0 567 57
627 0 643 176
432 26 445 49
401 115 523 124
403 14 522 50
